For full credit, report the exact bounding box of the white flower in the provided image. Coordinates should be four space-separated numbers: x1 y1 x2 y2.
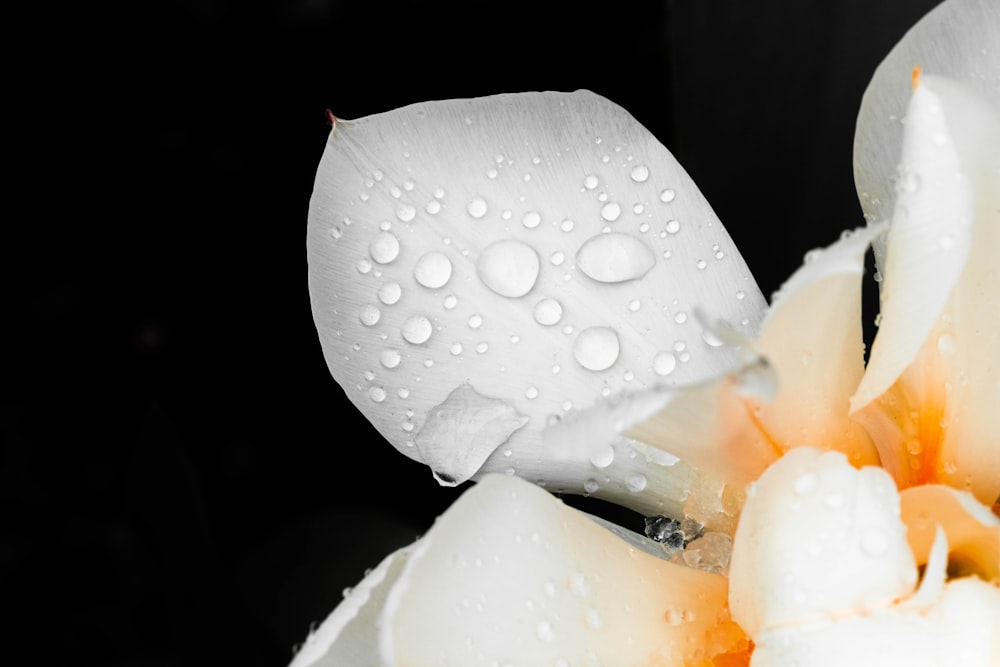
294 0 999 664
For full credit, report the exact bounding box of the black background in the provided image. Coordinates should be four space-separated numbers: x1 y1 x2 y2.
10 1 941 665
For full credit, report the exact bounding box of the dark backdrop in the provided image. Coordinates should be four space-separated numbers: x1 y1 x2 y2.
10 1 941 665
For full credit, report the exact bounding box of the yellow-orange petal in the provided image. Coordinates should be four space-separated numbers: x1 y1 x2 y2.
754 224 883 468
899 484 1000 582
379 474 749 666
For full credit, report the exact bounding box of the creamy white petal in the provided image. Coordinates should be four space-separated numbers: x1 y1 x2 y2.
307 90 767 511
378 474 749 666
289 545 413 667
729 448 917 639
754 224 883 468
854 0 1000 242
851 74 1000 502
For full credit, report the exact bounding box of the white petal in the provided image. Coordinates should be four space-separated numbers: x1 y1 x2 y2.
729 448 917 639
378 474 749 666
854 0 1000 240
289 545 413 667
307 90 767 511
851 75 1000 502
754 224 883 467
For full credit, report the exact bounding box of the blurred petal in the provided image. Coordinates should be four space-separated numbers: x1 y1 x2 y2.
290 546 413 667
377 474 749 666
307 90 767 512
854 0 1000 240
851 75 1000 503
729 448 917 639
754 224 883 468
900 484 1000 582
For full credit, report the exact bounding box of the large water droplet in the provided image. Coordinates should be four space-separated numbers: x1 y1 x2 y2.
369 231 400 264
629 164 649 182
533 297 563 326
600 202 622 222
466 196 488 219
573 326 620 371
522 211 541 229
359 304 381 326
576 233 656 283
476 239 540 298
414 251 453 289
652 351 677 376
378 282 402 305
402 315 433 344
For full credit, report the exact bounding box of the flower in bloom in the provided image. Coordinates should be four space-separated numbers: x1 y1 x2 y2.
294 0 999 664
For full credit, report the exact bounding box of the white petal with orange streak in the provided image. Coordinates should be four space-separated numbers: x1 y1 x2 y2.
307 90 767 514
754 224 883 468
377 474 749 667
851 75 1000 502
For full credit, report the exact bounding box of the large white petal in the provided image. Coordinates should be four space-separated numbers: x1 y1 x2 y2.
854 0 1000 244
376 474 749 666
307 90 767 512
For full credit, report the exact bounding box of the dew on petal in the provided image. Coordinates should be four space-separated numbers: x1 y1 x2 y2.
576 233 655 283
380 348 401 369
629 164 649 182
476 239 540 298
626 473 647 493
359 304 381 326
369 386 387 403
573 326 620 371
414 251 453 289
583 174 599 190
600 202 622 222
396 205 416 222
425 200 442 215
533 298 563 326
466 196 488 218
659 188 676 203
378 282 402 305
522 210 541 229
369 231 400 264
665 219 680 234
401 315 433 344
652 351 677 376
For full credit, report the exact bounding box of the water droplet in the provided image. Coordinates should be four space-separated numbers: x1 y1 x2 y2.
573 326 620 371
674 312 687 324
389 185 402 199
629 164 649 182
653 351 677 376
659 189 676 203
369 232 400 264
576 233 655 283
589 444 614 468
466 196 488 218
550 251 565 266
433 187 445 199
414 251 453 289
380 349 401 368
569 572 589 596
396 205 416 222
477 239 540 298
695 259 707 270
425 200 441 215
633 203 645 215
665 219 680 234
476 342 489 354
462 314 482 331
402 315 433 344
600 202 622 222
560 218 575 232
525 386 538 399
533 297 563 326
522 210 541 229
356 258 372 274
583 479 599 494
329 226 342 240
359 304 381 326
793 473 818 496
443 294 457 310
585 609 602 630
626 474 647 493
628 299 641 312
583 174 599 190
369 386 387 403
860 528 888 557
376 282 401 305
536 620 555 642
736 290 746 300
937 333 956 355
